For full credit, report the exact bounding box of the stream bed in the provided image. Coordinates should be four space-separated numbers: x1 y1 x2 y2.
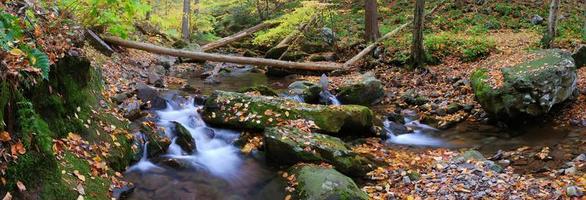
122 68 586 199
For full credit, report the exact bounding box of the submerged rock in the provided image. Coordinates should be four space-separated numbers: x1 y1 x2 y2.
203 91 375 135
172 121 196 153
470 49 577 119
264 127 374 177
288 164 368 200
336 72 385 106
287 81 322 103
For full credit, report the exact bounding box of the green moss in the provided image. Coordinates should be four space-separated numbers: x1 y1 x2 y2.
60 152 110 200
0 80 9 130
289 164 368 200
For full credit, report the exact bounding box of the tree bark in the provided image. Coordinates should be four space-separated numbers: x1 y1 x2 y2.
411 0 425 69
201 22 278 51
365 0 381 42
545 0 560 48
182 0 191 41
102 36 340 71
342 0 444 69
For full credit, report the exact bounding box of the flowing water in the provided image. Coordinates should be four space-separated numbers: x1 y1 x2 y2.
123 97 284 200
124 67 585 199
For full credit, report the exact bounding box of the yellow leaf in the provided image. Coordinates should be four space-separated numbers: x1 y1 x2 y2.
0 131 11 142
9 48 24 56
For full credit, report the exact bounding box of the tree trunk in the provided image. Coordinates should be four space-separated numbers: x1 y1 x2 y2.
182 0 191 41
365 0 381 42
102 36 340 71
201 22 278 51
545 0 560 48
411 0 425 69
342 0 444 69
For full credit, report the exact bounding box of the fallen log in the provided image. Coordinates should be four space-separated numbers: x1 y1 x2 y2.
342 1 445 69
85 29 114 56
102 36 340 71
201 22 278 51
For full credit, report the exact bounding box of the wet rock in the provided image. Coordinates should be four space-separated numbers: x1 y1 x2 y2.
567 186 584 197
148 72 165 88
111 92 132 105
203 91 375 135
193 94 207 106
336 72 385 106
238 85 279 96
288 164 368 200
287 81 322 103
530 15 544 25
140 122 171 158
158 157 192 169
172 122 195 153
401 89 429 106
136 83 167 110
573 44 586 69
462 104 474 112
121 101 146 121
265 127 374 177
180 84 199 93
385 120 411 135
470 49 577 119
112 185 135 200
453 150 486 163
447 103 463 114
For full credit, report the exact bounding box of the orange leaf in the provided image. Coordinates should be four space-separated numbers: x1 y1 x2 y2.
15 142 25 155
0 131 11 142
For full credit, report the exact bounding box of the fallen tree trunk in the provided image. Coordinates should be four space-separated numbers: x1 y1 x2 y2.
102 36 340 71
201 22 278 51
342 1 445 69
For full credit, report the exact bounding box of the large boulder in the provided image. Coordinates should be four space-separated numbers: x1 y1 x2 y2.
203 91 375 135
471 49 577 118
336 72 385 106
287 81 322 103
264 127 374 177
287 164 368 200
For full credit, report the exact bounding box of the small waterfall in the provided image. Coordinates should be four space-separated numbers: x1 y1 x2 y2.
384 119 444 146
155 97 243 179
284 94 305 103
127 142 163 172
319 74 341 105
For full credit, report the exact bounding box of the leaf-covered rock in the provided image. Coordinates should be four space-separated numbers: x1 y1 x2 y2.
470 49 577 119
202 91 375 135
264 127 374 177
336 72 385 106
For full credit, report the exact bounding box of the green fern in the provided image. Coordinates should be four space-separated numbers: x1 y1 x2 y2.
27 48 51 80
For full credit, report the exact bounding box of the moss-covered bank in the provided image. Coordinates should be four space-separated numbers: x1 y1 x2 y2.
0 54 136 199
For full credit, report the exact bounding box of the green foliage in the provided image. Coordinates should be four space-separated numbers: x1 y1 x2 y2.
59 0 150 38
253 1 327 45
0 10 51 80
424 32 496 62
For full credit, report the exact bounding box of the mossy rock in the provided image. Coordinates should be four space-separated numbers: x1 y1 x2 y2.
264 127 374 177
265 45 289 59
140 122 171 158
470 49 577 119
237 85 279 96
288 164 368 200
203 91 375 136
573 44 585 69
336 72 385 106
287 81 322 104
172 121 195 153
